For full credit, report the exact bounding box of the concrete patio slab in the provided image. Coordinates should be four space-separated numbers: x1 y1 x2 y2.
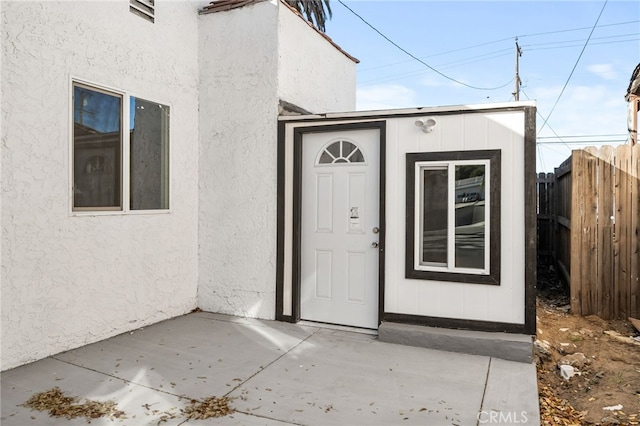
1 312 540 425
479 357 540 424
52 312 316 400
1 357 185 425
228 328 489 425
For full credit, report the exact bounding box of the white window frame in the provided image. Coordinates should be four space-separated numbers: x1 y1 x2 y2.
70 78 171 215
414 159 491 276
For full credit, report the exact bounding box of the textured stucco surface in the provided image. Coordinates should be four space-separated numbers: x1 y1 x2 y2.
1 1 201 370
1 0 357 370
197 1 357 320
277 4 357 113
198 1 280 320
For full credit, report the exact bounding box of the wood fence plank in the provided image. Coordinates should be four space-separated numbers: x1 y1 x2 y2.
548 173 557 263
615 145 631 320
630 144 640 318
598 145 615 319
544 145 639 320
571 150 584 315
583 147 599 316
556 165 572 288
537 173 550 258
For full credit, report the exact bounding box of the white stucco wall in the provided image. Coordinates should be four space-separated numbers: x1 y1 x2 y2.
197 1 358 319
198 1 280 319
277 4 357 113
1 0 201 370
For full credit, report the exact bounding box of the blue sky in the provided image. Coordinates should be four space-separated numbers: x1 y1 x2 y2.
322 1 639 172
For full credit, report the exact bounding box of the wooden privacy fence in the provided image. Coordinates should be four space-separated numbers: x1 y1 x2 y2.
537 162 571 288
537 144 640 320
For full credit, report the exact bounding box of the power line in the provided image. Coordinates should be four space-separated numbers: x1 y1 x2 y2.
525 38 639 53
537 0 609 135
537 144 547 172
537 139 626 148
520 88 572 152
357 20 638 73
523 32 638 49
359 51 513 86
516 19 639 39
358 32 635 86
538 134 627 139
337 0 513 91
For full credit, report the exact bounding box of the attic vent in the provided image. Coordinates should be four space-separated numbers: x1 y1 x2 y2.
130 0 155 23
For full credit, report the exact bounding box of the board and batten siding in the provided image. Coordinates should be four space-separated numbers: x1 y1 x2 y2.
278 103 534 330
384 111 527 325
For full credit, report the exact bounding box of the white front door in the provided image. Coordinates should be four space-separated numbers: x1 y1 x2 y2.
301 129 380 329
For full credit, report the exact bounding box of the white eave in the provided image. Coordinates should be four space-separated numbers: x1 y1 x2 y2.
278 101 537 122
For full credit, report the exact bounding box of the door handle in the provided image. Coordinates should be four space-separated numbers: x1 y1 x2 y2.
371 241 379 248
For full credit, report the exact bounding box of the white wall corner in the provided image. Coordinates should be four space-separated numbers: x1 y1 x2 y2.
276 0 357 114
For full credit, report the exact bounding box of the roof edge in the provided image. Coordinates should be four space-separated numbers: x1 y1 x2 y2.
278 101 538 122
199 0 359 64
200 0 268 15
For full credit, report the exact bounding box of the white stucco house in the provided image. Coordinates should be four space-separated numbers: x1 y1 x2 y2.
1 0 536 371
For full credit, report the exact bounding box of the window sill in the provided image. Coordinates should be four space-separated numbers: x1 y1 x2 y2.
70 209 171 217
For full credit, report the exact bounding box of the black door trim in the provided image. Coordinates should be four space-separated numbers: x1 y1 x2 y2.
276 120 386 326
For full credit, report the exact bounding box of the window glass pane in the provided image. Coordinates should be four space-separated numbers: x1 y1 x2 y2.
130 97 170 210
327 141 341 158
319 151 333 164
421 168 448 265
73 85 122 209
347 147 364 163
342 141 356 157
454 165 485 269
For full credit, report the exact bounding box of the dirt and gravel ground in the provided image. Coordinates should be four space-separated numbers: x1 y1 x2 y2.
536 264 640 425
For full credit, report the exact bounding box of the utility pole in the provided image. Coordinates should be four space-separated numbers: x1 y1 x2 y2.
513 38 522 101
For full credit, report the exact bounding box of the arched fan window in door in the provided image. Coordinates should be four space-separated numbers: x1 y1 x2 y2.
317 140 365 164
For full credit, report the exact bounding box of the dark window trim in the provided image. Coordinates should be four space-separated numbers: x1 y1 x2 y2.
405 149 501 285
382 313 528 334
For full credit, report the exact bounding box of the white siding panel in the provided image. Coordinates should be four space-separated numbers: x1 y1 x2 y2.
385 112 526 325
280 105 530 327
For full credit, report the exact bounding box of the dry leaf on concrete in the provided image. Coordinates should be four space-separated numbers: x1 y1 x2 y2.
21 387 125 421
182 396 235 419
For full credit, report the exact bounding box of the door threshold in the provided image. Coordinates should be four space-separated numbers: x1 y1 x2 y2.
298 320 379 336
